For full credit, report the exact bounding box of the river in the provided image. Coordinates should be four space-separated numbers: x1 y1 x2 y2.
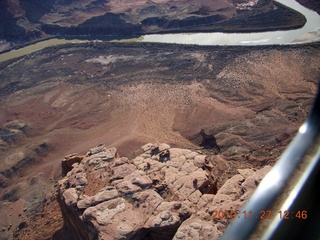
0 0 319 63
142 0 320 45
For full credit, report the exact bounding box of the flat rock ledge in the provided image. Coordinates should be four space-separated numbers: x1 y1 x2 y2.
58 143 271 240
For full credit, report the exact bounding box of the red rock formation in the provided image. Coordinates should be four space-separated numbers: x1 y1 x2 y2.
58 144 271 240
61 154 85 175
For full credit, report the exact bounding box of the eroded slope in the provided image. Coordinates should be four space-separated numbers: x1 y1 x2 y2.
0 42 319 239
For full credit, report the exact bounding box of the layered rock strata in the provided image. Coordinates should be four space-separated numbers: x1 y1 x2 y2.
0 0 306 49
58 143 271 240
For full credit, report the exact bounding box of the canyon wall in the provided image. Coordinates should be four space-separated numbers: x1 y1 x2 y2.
0 0 307 48
297 0 320 14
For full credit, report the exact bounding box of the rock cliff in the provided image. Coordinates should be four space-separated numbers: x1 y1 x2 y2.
0 0 306 50
297 0 320 14
58 143 271 240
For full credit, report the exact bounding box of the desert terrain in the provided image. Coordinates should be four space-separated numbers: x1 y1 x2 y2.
0 0 306 51
0 40 319 239
0 0 320 239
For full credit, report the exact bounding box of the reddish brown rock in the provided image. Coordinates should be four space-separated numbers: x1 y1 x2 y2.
58 143 271 240
61 154 85 175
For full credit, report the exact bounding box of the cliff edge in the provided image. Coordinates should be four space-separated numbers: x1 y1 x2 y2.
58 143 271 240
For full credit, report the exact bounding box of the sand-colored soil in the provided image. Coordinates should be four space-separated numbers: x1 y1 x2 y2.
0 42 319 239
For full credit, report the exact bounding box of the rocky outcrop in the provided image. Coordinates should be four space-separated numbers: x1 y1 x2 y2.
61 154 85 176
58 143 271 240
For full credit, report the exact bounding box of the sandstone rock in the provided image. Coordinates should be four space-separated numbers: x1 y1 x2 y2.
187 190 202 205
58 143 271 240
77 195 93 209
173 218 222 240
92 187 119 204
83 197 127 224
115 222 134 239
240 166 271 201
217 174 244 197
162 166 186 185
176 169 208 200
86 146 118 165
181 159 199 173
169 148 185 158
112 157 129 167
63 188 78 206
141 143 153 152
196 194 215 213
114 170 153 195
159 143 170 152
131 174 153 188
87 145 106 156
143 201 189 240
68 172 88 188
61 154 84 175
111 163 136 180
145 158 165 173
185 151 199 159
166 155 187 169
193 155 207 168
237 168 255 179
116 180 141 195
132 189 163 214
149 210 179 227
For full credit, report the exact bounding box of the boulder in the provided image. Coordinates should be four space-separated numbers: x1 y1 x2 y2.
63 188 78 206
173 217 222 240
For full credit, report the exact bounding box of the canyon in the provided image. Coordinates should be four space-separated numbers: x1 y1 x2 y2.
0 0 320 239
0 41 319 239
0 0 306 51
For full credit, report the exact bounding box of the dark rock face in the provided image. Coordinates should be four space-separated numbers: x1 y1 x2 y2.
0 2 27 43
190 129 220 153
296 0 320 14
19 0 55 23
141 14 227 31
61 154 85 176
0 0 307 48
42 13 142 37
199 128 220 152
